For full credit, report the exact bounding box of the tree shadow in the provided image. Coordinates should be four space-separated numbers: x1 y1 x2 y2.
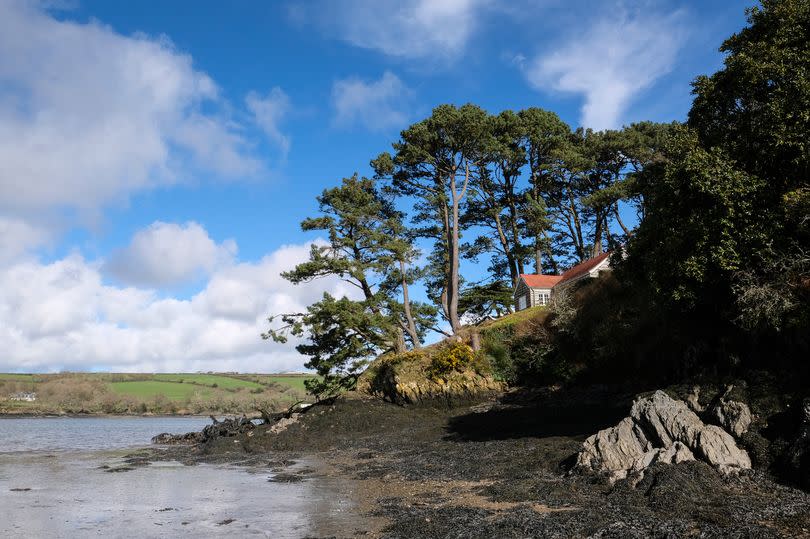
443 388 630 442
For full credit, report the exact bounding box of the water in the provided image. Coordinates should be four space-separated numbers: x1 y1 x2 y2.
0 416 211 453
0 418 360 538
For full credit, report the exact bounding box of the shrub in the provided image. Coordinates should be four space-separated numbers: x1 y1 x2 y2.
428 341 475 380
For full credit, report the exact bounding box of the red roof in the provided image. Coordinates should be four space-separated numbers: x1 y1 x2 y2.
558 251 611 285
519 274 563 288
518 252 612 290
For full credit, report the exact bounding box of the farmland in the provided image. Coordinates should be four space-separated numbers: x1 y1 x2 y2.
0 372 315 415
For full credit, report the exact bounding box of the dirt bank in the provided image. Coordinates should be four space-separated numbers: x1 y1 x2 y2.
153 388 810 538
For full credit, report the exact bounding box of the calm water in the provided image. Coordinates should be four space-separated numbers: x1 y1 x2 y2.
0 416 211 453
0 417 360 538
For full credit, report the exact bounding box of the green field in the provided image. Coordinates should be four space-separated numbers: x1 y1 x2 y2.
0 372 316 414
0 373 36 381
109 380 212 401
151 373 264 390
243 374 314 392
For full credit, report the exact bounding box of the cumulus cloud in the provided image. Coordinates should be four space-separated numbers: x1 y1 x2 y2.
246 87 292 156
292 0 483 59
0 0 291 262
0 0 261 214
331 71 411 131
103 221 237 287
523 8 687 130
0 217 54 264
0 239 355 373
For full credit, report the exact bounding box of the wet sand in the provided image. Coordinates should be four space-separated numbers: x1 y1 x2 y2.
0 450 368 538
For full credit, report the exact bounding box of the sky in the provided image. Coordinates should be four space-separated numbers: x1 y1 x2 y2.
0 0 753 373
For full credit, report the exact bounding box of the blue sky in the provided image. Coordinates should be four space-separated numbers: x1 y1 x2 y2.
0 0 753 373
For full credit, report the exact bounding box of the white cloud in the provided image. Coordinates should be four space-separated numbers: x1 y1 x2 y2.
0 217 54 264
246 87 292 156
0 0 260 214
295 0 483 59
0 239 356 373
103 221 237 287
523 8 687 130
0 1 291 261
331 71 411 131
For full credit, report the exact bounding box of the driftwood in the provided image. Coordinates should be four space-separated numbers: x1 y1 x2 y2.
258 400 309 424
153 399 331 446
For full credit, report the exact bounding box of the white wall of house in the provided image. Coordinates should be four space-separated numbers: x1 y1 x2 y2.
530 288 553 306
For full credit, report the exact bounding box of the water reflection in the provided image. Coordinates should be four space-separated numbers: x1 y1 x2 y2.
0 451 353 538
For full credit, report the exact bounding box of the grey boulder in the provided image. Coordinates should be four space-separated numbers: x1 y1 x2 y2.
577 390 751 482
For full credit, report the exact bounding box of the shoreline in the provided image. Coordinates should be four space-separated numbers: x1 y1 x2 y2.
147 388 810 538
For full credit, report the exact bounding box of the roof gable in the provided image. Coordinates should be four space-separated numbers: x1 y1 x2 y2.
557 252 611 285
519 274 563 289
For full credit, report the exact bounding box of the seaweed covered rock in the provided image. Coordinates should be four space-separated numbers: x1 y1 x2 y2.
356 343 502 405
152 416 255 445
576 390 751 482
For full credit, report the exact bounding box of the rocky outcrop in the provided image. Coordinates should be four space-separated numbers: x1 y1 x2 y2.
576 390 751 483
709 398 752 438
356 350 502 405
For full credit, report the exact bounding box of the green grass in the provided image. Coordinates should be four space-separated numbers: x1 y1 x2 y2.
249 374 314 392
109 381 211 401
151 373 263 390
0 373 36 381
481 305 548 331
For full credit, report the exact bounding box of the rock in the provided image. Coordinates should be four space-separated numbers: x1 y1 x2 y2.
151 431 202 445
268 413 299 434
357 351 502 405
631 442 695 474
576 390 750 483
709 398 752 437
577 417 653 481
787 397 810 489
685 386 705 414
152 416 256 445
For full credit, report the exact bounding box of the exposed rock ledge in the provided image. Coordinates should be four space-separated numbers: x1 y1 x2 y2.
576 390 751 483
356 352 502 405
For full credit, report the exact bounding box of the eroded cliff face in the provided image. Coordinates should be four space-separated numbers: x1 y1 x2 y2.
356 350 502 405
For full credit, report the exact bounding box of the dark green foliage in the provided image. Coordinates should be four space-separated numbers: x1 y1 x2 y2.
617 0 809 376
477 305 573 386
457 280 514 323
623 128 768 310
689 0 809 192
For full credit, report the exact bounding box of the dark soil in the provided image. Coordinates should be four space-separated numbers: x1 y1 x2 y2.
152 387 810 538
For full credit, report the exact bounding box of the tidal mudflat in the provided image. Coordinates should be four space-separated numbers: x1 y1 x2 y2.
0 418 362 538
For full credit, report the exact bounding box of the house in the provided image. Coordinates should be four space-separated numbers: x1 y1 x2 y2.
513 274 562 310
9 392 37 402
514 252 612 311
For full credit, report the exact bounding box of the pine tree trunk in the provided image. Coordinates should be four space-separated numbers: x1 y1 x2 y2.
399 259 421 348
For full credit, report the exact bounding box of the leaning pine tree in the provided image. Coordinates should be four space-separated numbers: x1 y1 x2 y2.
263 174 436 398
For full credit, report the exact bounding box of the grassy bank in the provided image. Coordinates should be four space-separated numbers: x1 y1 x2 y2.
0 372 315 415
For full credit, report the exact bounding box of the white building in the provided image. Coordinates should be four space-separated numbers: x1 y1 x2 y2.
513 252 612 311
9 392 37 402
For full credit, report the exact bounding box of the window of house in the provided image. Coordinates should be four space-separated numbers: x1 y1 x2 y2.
539 292 550 306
